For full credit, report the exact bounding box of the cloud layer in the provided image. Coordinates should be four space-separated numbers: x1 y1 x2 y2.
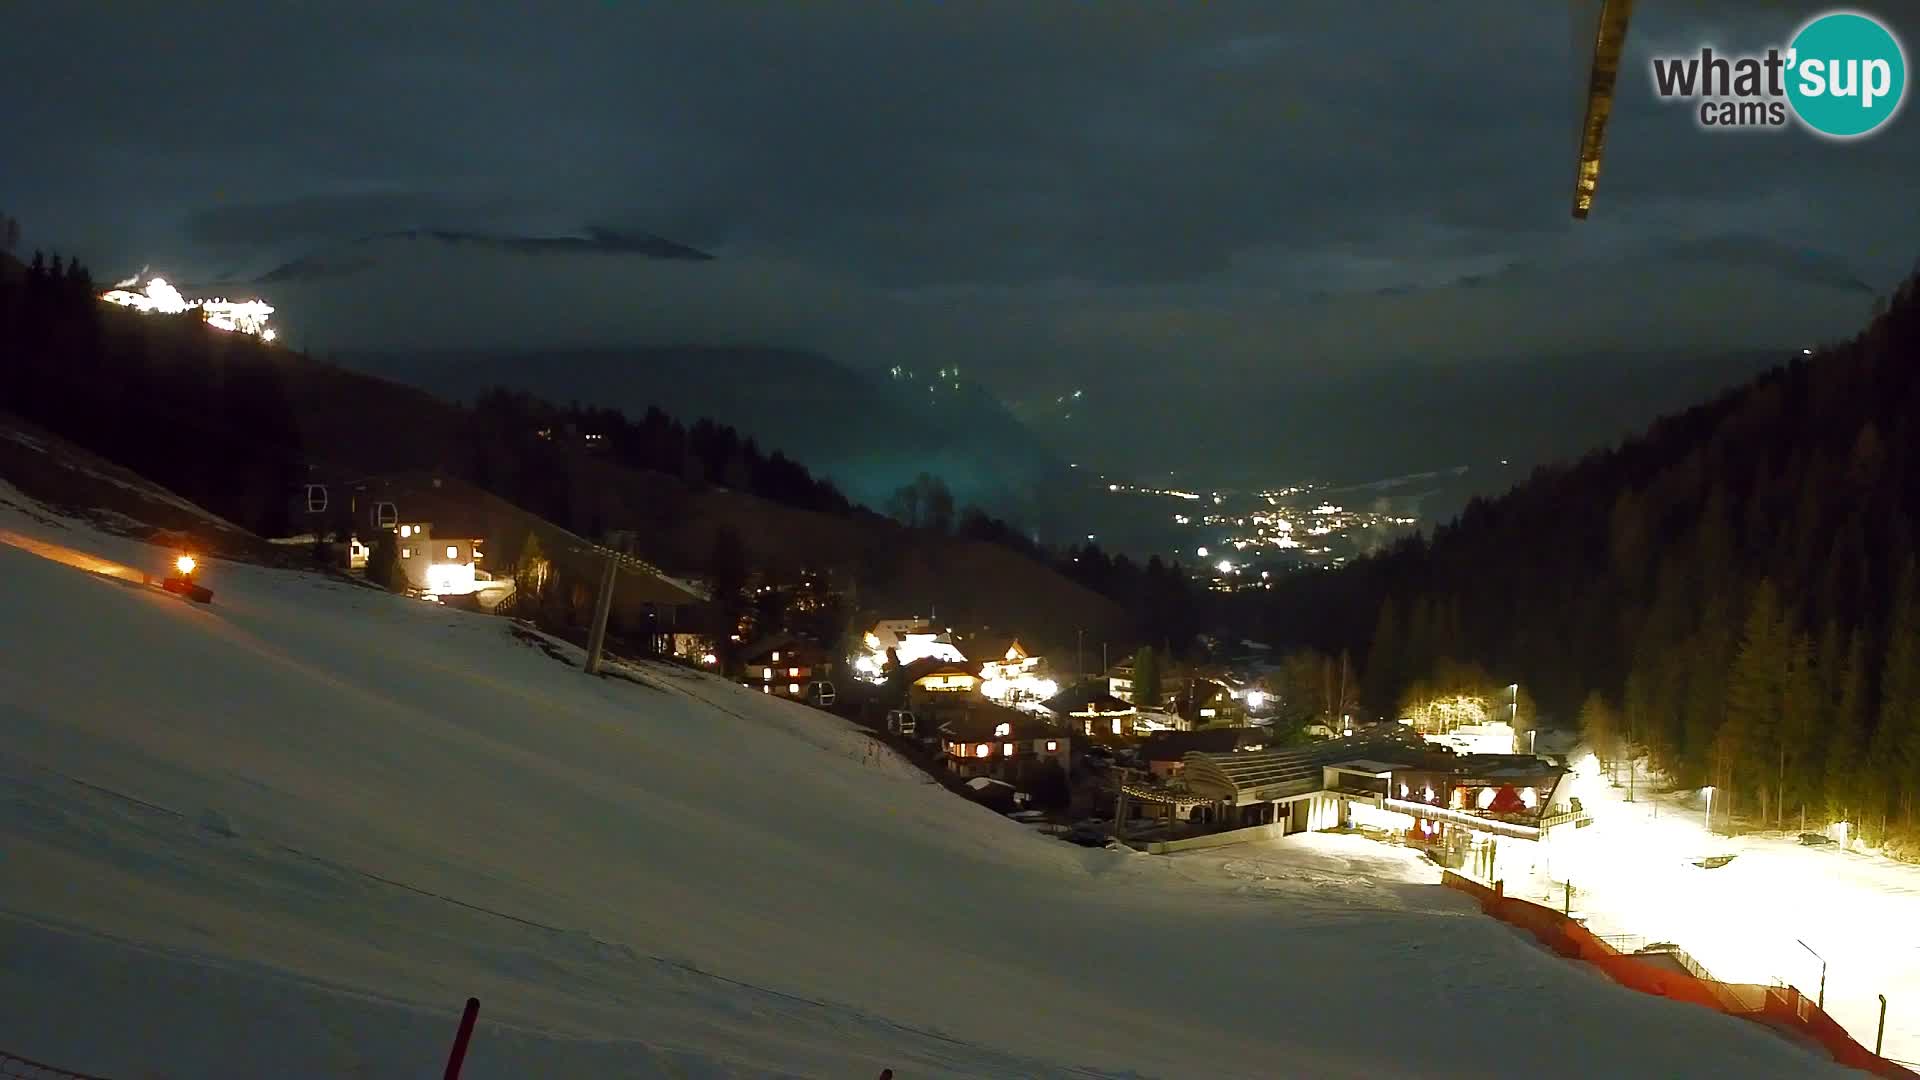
4 2 1914 477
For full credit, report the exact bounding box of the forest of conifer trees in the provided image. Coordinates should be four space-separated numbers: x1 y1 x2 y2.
1270 267 1920 849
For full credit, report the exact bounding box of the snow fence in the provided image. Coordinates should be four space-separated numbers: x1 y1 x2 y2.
1443 871 1916 1078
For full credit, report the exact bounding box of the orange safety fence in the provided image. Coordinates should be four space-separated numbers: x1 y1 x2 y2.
1443 871 1916 1079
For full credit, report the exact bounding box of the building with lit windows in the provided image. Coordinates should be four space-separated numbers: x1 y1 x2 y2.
1164 735 1587 880
389 521 491 600
1043 682 1142 740
738 633 834 701
975 638 1058 706
851 617 968 684
939 705 1071 783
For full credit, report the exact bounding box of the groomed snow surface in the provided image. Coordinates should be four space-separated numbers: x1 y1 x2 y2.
1511 762 1920 1069
0 496 1858 1078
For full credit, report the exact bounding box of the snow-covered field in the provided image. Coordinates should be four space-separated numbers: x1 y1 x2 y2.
0 496 1859 1078
1513 763 1920 1068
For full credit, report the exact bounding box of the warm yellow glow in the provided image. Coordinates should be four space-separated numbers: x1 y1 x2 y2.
424 562 477 595
975 743 991 758
993 722 1011 737
788 682 800 695
174 554 196 575
1046 740 1058 751
763 667 773 681
1001 742 1014 756
99 275 277 339
771 651 781 662
788 667 800 677
400 525 413 538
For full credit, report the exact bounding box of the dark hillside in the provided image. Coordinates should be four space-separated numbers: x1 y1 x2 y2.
1267 269 1920 845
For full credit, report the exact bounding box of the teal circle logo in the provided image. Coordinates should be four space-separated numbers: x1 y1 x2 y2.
1787 11 1907 138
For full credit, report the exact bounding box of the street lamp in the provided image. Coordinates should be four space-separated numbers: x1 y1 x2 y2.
1797 939 1827 1010
1702 786 1716 836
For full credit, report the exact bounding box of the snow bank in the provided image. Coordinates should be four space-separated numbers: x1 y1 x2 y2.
0 496 1855 1078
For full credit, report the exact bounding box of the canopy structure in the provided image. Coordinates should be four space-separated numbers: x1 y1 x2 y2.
1571 0 1638 219
1181 734 1434 807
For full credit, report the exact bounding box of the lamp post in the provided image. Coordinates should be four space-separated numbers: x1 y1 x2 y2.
1797 939 1826 1010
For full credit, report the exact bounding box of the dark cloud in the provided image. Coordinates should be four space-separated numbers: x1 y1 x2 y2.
3 2 1917 478
182 192 529 251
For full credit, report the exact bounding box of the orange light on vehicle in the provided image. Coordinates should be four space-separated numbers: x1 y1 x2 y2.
175 555 196 575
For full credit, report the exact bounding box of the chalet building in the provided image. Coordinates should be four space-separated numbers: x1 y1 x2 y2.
739 633 834 700
1139 728 1267 779
327 471 704 644
1043 682 1142 740
853 617 967 683
1106 662 1187 709
388 520 498 601
903 657 979 696
974 638 1058 705
1150 734 1587 881
940 705 1071 782
1177 677 1246 729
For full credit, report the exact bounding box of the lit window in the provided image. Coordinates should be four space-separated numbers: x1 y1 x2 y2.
789 682 800 695
1046 740 1058 752
446 545 458 559
975 744 991 758
763 667 773 681
993 722 1011 737
401 547 413 559
789 667 800 677
1111 719 1122 735
771 651 780 662
1002 742 1014 756
1399 783 1410 798
400 525 412 538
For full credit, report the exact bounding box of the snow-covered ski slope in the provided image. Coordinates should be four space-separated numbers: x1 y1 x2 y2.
0 495 1852 1078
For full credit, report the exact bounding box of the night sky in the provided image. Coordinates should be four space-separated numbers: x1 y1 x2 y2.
6 3 1917 480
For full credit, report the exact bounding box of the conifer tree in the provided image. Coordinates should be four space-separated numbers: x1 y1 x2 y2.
1826 630 1869 823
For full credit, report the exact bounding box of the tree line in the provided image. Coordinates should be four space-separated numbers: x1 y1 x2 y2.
1268 265 1920 849
465 389 855 524
0 249 306 538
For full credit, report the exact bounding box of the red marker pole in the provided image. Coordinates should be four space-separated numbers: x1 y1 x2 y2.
444 997 481 1080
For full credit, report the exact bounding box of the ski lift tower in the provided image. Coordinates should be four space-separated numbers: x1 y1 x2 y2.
1571 0 1637 219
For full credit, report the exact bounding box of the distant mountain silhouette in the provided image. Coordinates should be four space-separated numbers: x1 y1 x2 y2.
254 227 712 284
337 346 1078 530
